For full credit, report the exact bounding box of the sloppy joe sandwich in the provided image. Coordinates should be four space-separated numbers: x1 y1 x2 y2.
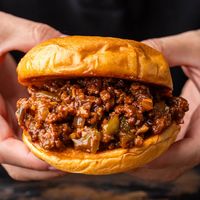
16 36 189 174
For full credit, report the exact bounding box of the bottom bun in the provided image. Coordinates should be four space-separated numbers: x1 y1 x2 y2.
23 123 180 175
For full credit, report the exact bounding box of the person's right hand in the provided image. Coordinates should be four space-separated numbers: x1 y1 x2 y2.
0 12 65 181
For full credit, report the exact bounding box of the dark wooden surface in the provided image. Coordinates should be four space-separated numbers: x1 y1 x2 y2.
1 166 200 200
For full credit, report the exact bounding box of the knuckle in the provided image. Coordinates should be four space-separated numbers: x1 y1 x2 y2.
31 23 60 44
145 39 164 52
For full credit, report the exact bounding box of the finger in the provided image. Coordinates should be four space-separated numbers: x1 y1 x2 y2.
142 30 200 67
181 80 200 117
177 80 200 140
2 164 65 181
0 115 50 170
0 93 17 132
0 54 27 134
0 115 14 141
129 165 188 182
144 138 197 169
0 95 8 120
0 138 52 171
182 66 200 92
128 140 197 182
0 11 61 55
0 54 26 116
185 104 200 139
129 138 198 182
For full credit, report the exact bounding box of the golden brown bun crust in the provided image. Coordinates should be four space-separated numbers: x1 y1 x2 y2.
17 36 172 89
23 123 180 175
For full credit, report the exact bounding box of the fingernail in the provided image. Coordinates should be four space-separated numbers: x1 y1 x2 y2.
48 166 66 174
48 166 59 171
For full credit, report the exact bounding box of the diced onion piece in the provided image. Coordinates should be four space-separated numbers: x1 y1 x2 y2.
72 128 101 153
140 98 153 111
136 124 149 135
73 117 86 128
35 91 59 101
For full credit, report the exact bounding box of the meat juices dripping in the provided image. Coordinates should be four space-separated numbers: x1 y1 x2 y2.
16 78 189 153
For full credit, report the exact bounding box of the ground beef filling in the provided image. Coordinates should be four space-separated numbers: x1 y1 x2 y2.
16 78 189 153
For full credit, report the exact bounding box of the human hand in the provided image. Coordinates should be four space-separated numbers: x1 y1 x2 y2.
0 12 65 180
129 30 200 182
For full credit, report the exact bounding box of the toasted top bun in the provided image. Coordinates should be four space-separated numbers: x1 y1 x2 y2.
23 123 180 175
17 36 172 89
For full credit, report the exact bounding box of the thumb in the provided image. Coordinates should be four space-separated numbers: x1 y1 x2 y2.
142 30 200 68
0 12 61 56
